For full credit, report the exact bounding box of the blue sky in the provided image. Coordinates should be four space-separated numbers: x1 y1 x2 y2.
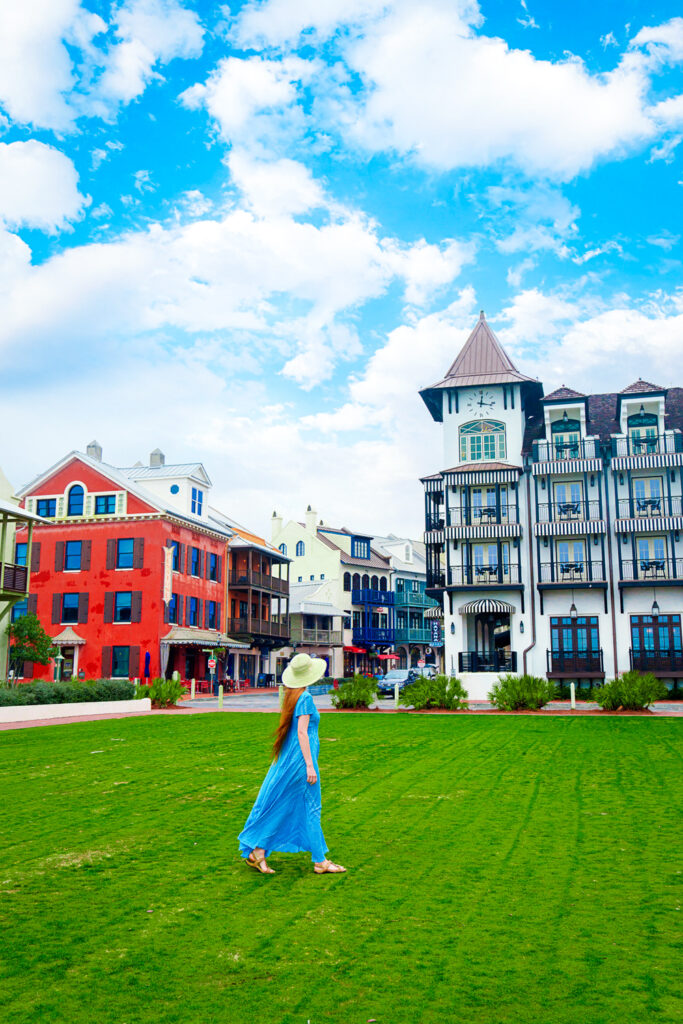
1 0 682 537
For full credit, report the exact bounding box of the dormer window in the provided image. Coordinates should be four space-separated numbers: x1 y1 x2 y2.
627 410 658 455
550 416 580 459
351 537 370 559
191 487 203 515
459 421 506 462
67 485 84 516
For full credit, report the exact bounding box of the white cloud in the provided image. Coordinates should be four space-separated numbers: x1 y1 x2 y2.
601 31 618 49
235 0 392 48
227 151 325 216
648 134 682 162
647 231 679 250
383 238 476 307
134 169 155 192
488 182 579 258
506 257 536 288
0 140 87 232
572 241 623 265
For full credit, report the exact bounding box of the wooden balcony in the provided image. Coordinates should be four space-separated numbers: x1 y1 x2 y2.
351 588 394 606
394 590 439 609
227 617 289 639
629 648 683 675
352 626 394 645
229 570 288 593
289 624 343 645
395 626 432 644
0 561 28 594
546 649 604 677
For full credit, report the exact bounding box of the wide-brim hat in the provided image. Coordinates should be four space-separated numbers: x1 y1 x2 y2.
282 653 327 689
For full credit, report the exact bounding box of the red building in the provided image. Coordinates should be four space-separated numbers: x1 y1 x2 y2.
14 444 255 682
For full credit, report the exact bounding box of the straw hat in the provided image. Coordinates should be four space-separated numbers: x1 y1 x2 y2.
282 652 327 689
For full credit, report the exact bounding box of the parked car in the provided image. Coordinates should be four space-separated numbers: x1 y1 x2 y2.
377 668 418 697
414 664 437 679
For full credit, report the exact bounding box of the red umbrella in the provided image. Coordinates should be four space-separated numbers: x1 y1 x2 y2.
377 652 400 660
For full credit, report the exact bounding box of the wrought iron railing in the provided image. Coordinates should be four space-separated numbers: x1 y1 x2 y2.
629 648 683 672
532 438 601 462
0 562 28 593
617 496 682 519
538 560 606 583
447 564 522 586
536 500 601 522
611 433 683 457
458 651 517 673
426 572 446 589
425 512 445 530
547 649 604 674
352 589 394 606
447 504 518 526
620 558 683 582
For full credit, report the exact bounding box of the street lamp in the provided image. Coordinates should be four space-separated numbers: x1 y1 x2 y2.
54 652 64 683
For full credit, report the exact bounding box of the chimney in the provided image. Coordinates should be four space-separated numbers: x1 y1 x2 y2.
86 440 102 462
271 510 283 540
150 448 165 467
305 505 317 533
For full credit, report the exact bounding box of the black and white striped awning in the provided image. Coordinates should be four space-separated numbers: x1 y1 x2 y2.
534 520 606 537
424 529 446 543
446 523 522 539
424 605 443 619
615 515 683 533
611 453 683 471
422 476 444 492
531 458 602 476
459 599 515 615
446 468 521 485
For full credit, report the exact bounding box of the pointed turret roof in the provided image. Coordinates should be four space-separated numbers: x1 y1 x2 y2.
419 311 542 421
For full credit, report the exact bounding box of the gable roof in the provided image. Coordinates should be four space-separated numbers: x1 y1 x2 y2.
120 463 212 486
543 385 586 402
419 312 543 421
619 379 665 395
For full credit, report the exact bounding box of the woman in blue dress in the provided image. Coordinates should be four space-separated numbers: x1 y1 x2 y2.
238 653 346 876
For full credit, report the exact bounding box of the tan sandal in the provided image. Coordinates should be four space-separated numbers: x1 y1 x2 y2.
314 860 346 874
246 851 275 874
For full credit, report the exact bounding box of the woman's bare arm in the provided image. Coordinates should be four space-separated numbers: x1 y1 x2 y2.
297 715 317 784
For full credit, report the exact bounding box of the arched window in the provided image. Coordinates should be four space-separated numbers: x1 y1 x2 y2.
296 540 305 557
627 411 658 455
362 573 369 589
343 572 351 591
459 420 506 462
352 573 360 590
278 543 287 555
379 577 388 591
67 484 84 516
370 575 379 591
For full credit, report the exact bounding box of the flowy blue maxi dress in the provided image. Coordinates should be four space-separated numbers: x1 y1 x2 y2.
238 689 328 863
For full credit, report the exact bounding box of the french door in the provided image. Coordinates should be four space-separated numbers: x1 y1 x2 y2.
631 615 682 670
550 616 601 672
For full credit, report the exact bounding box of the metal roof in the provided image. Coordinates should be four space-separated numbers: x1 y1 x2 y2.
119 463 211 485
0 497 45 523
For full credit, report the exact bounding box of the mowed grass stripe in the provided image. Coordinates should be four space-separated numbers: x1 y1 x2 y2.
0 715 681 1024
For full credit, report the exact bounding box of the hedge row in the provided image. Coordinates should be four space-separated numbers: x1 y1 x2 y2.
0 680 135 707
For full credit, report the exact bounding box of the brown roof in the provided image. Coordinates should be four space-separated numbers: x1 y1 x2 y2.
443 462 523 474
543 385 586 401
620 379 664 395
316 529 391 569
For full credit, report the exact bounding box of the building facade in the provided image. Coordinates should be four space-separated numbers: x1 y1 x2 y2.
1 467 43 680
14 444 289 683
420 312 683 699
372 535 442 669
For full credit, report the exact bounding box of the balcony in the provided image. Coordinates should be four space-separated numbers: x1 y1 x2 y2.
537 500 601 523
395 626 432 644
447 564 522 587
532 438 601 463
426 512 445 531
538 560 606 585
612 433 683 458
620 558 683 583
352 588 394 606
426 571 446 589
352 626 394 645
547 649 604 677
0 562 28 594
448 504 518 526
458 651 517 673
629 648 683 674
229 570 288 593
289 623 343 645
227 617 289 639
395 590 439 608
617 495 682 519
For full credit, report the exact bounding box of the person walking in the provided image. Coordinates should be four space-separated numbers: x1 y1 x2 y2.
238 653 346 876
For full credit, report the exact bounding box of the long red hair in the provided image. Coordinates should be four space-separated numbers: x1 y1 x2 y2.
272 687 306 760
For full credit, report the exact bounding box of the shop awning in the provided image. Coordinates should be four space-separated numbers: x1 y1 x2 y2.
459 600 515 615
51 626 86 646
343 645 367 653
424 606 443 619
161 627 250 649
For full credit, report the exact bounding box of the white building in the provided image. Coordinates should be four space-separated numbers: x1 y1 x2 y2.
420 311 683 699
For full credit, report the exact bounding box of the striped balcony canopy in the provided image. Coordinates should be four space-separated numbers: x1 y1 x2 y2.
424 605 443 619
459 599 515 615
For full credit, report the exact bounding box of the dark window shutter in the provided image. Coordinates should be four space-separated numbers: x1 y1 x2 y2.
186 546 192 574
77 593 89 624
23 661 34 679
179 544 185 574
163 598 170 625
216 555 222 583
203 601 208 628
52 593 61 624
216 601 222 631
131 591 142 623
177 595 184 625
81 540 92 570
54 542 65 572
128 646 140 679
101 646 112 677
133 537 145 569
199 551 205 578
30 542 41 573
27 593 38 615
106 538 116 570
103 592 114 623
205 552 210 579
197 599 203 627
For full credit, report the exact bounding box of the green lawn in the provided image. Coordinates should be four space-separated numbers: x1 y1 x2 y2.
1 713 681 1024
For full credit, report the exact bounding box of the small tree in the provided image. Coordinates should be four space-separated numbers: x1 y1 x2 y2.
6 613 57 683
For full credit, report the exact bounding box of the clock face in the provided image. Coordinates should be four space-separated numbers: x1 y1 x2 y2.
466 389 496 418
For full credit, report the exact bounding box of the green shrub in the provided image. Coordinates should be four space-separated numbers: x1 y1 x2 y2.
330 674 378 709
135 677 186 708
0 679 135 707
488 674 556 711
399 674 468 710
594 671 667 711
